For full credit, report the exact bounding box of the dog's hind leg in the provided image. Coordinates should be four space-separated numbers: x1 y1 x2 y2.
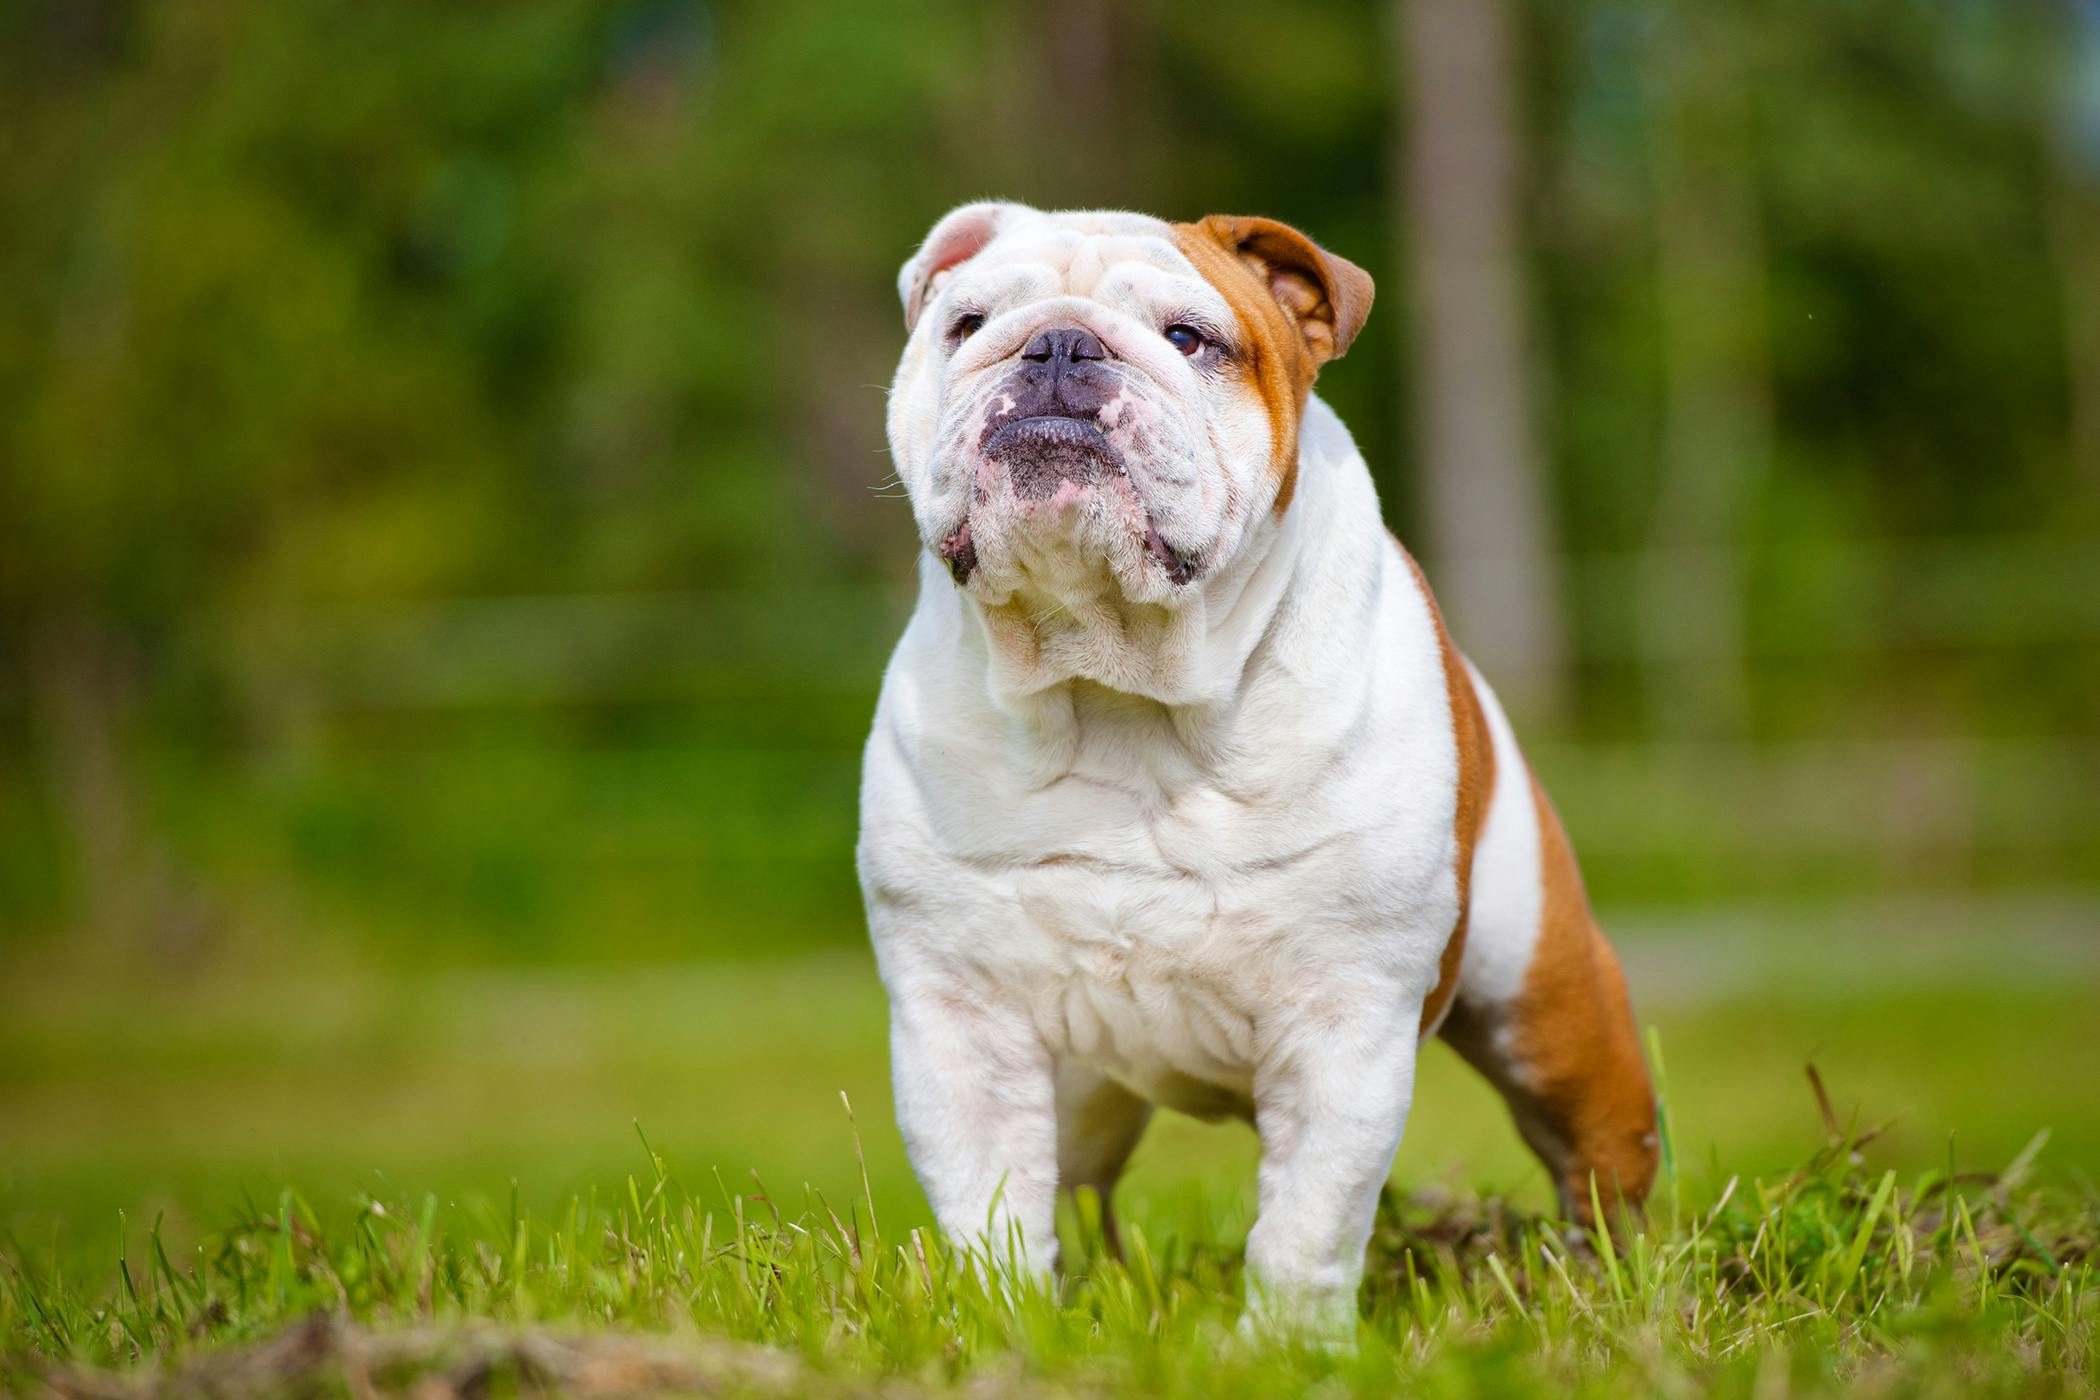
1053 1062 1151 1258
1438 669 1659 1224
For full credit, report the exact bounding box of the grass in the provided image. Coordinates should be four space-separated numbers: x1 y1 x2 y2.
2 909 2097 1395
2 1094 2094 1397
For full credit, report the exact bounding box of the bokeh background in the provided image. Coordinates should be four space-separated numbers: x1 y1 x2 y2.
3 0 2097 1265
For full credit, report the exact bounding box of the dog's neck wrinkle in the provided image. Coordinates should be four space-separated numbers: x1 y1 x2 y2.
959 439 1324 719
899 400 1385 801
964 450 1347 807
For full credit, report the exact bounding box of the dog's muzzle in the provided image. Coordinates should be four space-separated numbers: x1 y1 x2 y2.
978 327 1127 498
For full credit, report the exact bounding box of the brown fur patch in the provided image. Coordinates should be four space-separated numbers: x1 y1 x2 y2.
1406 541 1658 1222
1437 776 1657 1222
1510 775 1658 1215
1168 217 1372 515
1398 547 1494 1038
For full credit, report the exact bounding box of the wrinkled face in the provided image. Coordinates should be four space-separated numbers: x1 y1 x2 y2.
886 204 1370 618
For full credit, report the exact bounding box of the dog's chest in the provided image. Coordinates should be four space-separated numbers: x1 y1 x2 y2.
894 691 1445 1108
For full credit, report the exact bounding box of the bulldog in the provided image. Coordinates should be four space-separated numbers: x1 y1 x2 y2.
858 202 1657 1340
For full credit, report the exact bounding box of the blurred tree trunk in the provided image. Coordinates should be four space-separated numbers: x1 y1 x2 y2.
32 621 136 943
986 0 1156 211
30 618 210 964
1394 0 1568 723
1640 11 1772 740
2045 3 2100 503
2051 183 2100 499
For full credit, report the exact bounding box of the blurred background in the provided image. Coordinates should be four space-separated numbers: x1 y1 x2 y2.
3 0 2096 1262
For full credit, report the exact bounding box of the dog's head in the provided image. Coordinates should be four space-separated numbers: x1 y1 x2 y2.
886 203 1371 620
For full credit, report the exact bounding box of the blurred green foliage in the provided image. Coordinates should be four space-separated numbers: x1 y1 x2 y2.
1 0 2096 967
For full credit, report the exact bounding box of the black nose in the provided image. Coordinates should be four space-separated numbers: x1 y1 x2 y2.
1021 328 1107 365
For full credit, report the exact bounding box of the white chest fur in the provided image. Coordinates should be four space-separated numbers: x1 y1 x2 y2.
858 401 1464 1118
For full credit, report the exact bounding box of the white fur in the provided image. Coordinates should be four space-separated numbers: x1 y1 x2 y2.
860 207 1505 1345
1449 661 1545 1017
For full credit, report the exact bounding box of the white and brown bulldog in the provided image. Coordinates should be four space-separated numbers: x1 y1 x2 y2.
858 202 1656 1340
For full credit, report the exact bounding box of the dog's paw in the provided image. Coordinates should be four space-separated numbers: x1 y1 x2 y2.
1233 1287 1361 1354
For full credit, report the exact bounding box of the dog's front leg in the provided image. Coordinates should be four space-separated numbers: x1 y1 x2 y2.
1241 1006 1419 1347
888 983 1060 1280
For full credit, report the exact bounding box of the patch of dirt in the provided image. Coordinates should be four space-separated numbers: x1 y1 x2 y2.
27 1316 812 1399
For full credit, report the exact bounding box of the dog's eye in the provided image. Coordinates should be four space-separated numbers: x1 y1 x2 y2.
1164 324 1205 357
950 311 986 341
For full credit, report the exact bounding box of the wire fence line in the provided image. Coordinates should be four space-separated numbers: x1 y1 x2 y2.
186 535 2099 898
228 532 2100 708
7 535 2089 961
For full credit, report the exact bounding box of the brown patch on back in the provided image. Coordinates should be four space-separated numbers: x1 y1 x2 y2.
1509 776 1658 1215
1398 547 1495 1038
1408 549 1658 1222
1440 767 1659 1222
1168 217 1373 516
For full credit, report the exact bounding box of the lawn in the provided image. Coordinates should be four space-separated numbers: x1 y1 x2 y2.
2 899 2096 1395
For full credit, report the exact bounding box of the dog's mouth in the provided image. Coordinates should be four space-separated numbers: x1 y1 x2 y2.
937 518 979 584
981 415 1125 500
1142 523 1199 585
935 515 1198 589
934 417 1199 589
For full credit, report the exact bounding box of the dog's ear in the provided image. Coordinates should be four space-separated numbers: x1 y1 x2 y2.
1185 215 1373 366
898 201 1029 333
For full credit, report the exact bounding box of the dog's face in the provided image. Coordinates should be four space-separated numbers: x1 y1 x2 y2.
887 204 1371 616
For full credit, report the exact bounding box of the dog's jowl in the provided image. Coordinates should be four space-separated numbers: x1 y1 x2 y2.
858 203 1657 1344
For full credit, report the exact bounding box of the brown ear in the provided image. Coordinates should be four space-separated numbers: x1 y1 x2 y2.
897 201 1031 332
1189 215 1373 366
